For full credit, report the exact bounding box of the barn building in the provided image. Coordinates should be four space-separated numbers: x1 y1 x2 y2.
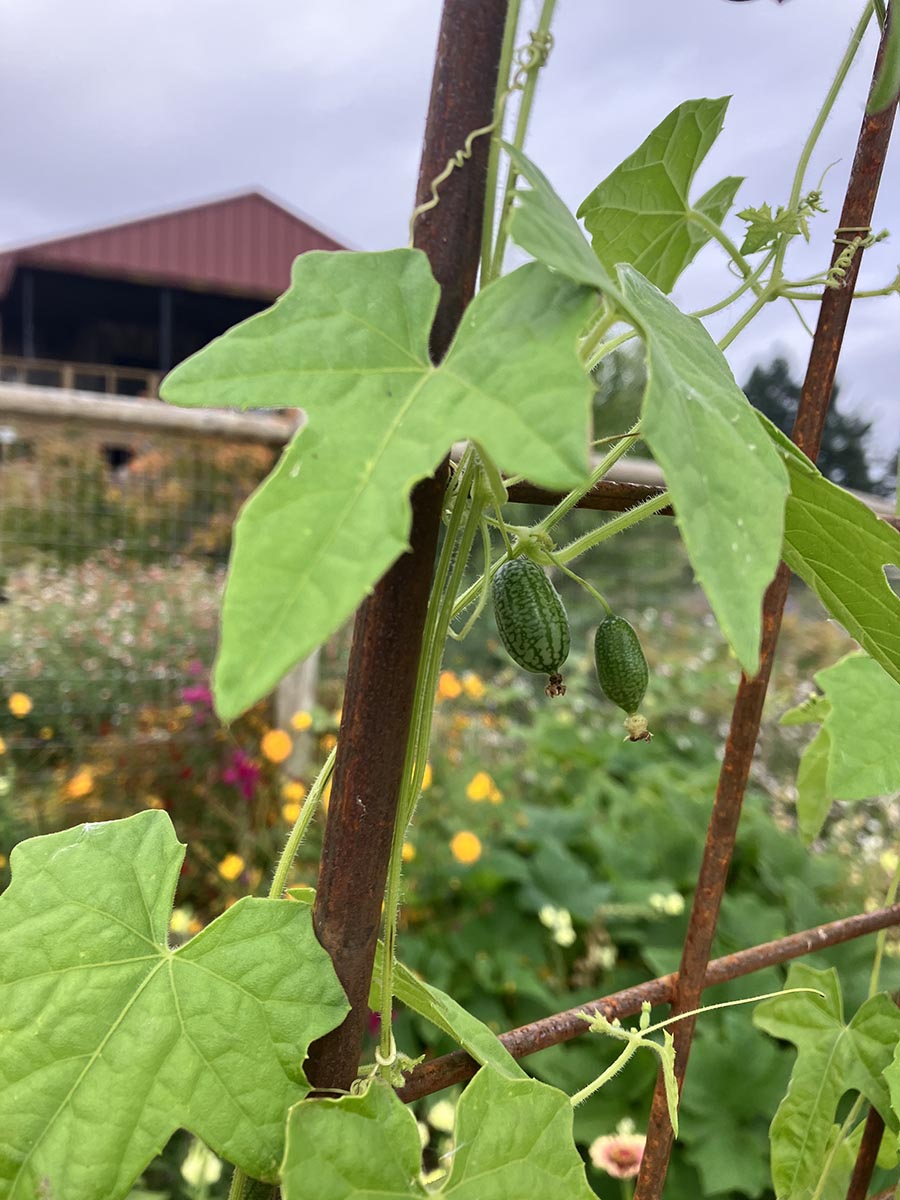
0 191 344 398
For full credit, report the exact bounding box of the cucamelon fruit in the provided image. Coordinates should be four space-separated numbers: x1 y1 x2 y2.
491 557 570 697
594 615 648 717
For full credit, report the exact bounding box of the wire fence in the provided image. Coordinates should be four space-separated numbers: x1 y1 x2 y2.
0 389 288 816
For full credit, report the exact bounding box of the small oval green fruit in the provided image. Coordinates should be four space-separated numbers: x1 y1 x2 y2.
491 557 570 696
594 615 648 714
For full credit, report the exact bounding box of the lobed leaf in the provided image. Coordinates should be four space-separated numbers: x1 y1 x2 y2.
281 1067 596 1199
507 148 788 675
759 413 900 685
0 811 348 1200
161 250 595 719
577 97 743 293
615 265 788 674
754 964 900 1200
370 946 526 1081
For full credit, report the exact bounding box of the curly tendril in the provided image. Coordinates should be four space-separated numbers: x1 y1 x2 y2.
407 30 554 244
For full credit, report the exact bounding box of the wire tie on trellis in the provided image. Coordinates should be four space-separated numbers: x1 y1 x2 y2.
407 30 555 244
825 225 889 288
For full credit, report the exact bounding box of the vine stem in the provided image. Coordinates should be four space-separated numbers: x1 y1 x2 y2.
868 846 900 998
771 0 875 285
267 747 337 901
378 454 483 1065
488 0 558 282
555 492 672 564
480 0 523 282
686 208 761 293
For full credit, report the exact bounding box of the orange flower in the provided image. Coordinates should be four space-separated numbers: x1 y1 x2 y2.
218 853 245 882
145 795 166 810
0 736 6 755
261 729 293 764
466 771 498 803
420 762 433 791
290 710 313 732
283 780 307 803
321 733 337 752
8 693 32 718
64 767 95 801
436 671 462 701
282 801 302 824
450 831 482 865
462 672 486 700
402 842 417 863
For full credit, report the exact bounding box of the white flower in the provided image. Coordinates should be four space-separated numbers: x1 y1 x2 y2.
181 1139 222 1187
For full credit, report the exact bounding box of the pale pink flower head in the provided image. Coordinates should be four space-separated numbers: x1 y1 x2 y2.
589 1123 646 1179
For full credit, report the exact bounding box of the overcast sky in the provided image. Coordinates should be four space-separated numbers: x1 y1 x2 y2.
0 0 896 462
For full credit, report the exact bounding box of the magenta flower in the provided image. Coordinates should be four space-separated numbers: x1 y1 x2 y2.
222 750 260 801
589 1127 646 1179
181 685 213 706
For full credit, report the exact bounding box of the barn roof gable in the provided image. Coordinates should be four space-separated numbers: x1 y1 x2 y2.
0 190 345 300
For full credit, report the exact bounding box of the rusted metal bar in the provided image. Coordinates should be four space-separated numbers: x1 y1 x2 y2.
506 478 674 514
847 1107 887 1200
635 22 898 1198
304 0 510 1094
397 901 900 1101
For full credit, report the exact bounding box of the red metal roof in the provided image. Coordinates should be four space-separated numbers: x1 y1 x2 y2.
0 191 345 300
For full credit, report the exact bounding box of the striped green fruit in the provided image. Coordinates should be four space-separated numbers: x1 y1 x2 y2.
491 557 570 696
594 615 648 714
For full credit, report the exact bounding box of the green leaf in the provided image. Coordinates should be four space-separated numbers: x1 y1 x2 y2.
0 812 348 1200
737 202 808 255
760 412 900 685
817 654 900 800
577 98 743 293
506 151 787 672
503 143 611 291
754 964 900 1200
370 947 526 1081
281 1067 596 1199
781 693 831 726
869 11 900 113
796 725 832 844
161 251 595 719
615 266 788 674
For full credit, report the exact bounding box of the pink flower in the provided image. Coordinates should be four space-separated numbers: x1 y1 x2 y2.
589 1130 646 1179
181 685 213 706
222 750 260 801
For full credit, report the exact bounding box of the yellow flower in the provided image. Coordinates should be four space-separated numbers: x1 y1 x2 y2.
290 710 313 732
8 692 32 718
321 733 337 752
0 853 7 870
283 780 307 803
488 783 503 805
64 767 95 801
436 671 462 701
466 771 497 803
420 762 433 791
218 853 245 882
321 778 333 811
402 842 417 863
450 831 482 865
145 795 166 809
0 737 5 755
282 801 301 824
462 672 486 700
39 727 54 740
261 729 293 764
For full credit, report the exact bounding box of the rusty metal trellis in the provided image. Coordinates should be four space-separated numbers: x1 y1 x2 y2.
633 16 899 1199
301 4 899 1198
305 0 510 1095
398 903 900 1101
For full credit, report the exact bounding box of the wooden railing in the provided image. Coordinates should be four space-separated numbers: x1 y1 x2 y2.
0 354 161 398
